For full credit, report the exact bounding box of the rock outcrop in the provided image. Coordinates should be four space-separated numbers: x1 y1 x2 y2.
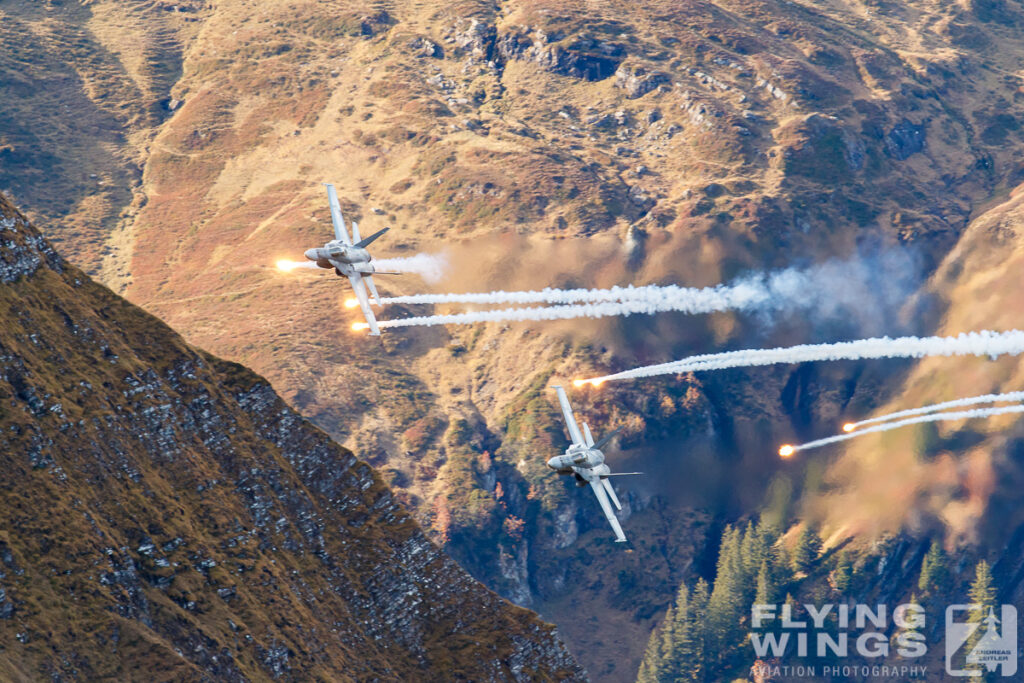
0 192 584 681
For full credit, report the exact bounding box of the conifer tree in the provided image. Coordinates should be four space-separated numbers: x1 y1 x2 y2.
755 559 778 606
918 540 948 595
636 579 711 683
966 560 997 681
630 634 663 683
969 560 996 608
660 599 682 682
666 582 705 682
791 525 821 574
689 578 710 682
636 630 663 683
740 522 766 580
831 550 852 593
706 525 747 667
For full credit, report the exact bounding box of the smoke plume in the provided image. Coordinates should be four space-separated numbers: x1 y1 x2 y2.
373 253 448 283
580 330 1024 384
848 391 1024 430
785 403 1024 454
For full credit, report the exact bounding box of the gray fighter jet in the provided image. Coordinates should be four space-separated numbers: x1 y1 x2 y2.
302 183 392 335
546 386 640 543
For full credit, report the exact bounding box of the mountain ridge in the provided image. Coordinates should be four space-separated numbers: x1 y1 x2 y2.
9 0 1024 679
0 191 584 681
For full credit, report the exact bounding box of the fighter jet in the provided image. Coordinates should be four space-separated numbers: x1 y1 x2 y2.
546 385 640 543
300 183 392 335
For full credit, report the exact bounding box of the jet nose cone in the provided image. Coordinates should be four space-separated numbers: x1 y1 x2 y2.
546 457 560 470
304 249 318 261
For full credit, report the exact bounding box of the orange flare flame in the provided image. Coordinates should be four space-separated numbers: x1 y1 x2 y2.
778 445 795 458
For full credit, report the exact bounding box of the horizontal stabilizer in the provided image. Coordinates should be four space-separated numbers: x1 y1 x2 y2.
355 269 401 275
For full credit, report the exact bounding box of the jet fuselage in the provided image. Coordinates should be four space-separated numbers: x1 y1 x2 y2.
547 445 610 483
307 241 372 268
305 241 373 276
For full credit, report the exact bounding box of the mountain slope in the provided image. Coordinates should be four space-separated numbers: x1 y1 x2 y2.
812 180 1024 544
10 0 1024 679
0 191 583 681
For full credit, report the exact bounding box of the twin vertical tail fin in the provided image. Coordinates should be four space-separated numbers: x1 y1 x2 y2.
583 423 595 447
592 427 623 451
353 227 389 249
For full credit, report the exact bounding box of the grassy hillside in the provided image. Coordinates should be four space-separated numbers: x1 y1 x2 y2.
0 192 582 681
8 0 1024 678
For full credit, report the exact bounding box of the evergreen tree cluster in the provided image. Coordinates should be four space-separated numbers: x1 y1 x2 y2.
637 519 803 682
641 529 1005 683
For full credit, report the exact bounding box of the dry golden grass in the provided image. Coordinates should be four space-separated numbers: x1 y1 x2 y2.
12 0 1024 677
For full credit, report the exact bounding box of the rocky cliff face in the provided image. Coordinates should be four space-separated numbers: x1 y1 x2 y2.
9 0 1024 680
0 192 583 681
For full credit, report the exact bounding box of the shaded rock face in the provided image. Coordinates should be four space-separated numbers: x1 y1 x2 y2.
614 65 670 99
0 193 584 682
884 119 927 161
495 32 625 81
14 0 1024 680
780 114 866 183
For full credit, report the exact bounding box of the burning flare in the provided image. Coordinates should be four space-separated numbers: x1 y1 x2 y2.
780 403 1024 455
842 423 856 433
277 259 300 272
344 298 359 309
351 322 370 332
844 390 1024 431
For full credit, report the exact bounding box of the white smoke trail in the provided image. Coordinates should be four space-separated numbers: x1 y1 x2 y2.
782 403 1024 454
579 330 1024 384
373 253 449 283
847 391 1024 430
376 282 770 307
373 252 921 327
375 288 776 329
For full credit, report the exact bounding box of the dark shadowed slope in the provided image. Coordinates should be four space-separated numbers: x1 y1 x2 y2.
0 191 584 682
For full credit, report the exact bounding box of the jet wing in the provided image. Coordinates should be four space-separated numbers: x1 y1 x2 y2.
552 385 585 446
348 272 380 336
589 480 627 543
324 183 351 245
